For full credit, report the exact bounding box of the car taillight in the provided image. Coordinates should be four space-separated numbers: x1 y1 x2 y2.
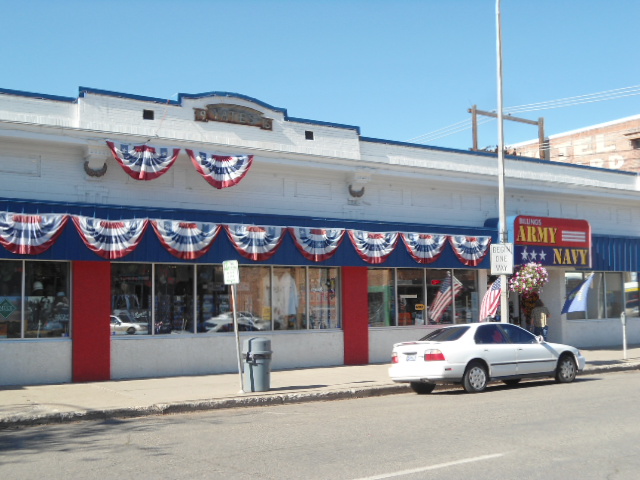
424 349 445 361
392 353 399 364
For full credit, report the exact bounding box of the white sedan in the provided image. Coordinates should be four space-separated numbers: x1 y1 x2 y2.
110 315 146 335
389 322 586 394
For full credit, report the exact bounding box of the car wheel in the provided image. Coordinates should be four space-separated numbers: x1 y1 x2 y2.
463 361 488 393
503 379 522 386
126 327 136 335
555 354 577 383
410 382 436 394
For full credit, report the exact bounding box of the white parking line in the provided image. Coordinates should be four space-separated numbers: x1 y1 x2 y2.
353 453 507 480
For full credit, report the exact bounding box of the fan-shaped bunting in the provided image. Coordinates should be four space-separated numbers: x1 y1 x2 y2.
72 216 148 259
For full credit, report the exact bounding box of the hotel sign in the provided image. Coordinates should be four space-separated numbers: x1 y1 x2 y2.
194 104 273 130
509 215 591 267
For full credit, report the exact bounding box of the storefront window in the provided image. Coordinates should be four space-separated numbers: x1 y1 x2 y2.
308 267 339 329
195 265 228 333
235 266 271 331
426 270 454 324
154 264 194 334
0 261 23 339
368 269 395 326
0 261 73 339
397 269 425 326
624 272 639 318
565 271 625 320
453 269 478 323
112 263 152 335
272 267 306 330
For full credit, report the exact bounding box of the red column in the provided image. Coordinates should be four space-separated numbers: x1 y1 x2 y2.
341 266 369 365
72 261 111 382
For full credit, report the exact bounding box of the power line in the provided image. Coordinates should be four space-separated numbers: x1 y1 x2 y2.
409 84 640 144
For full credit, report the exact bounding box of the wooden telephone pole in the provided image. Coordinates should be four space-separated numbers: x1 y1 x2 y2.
469 105 547 160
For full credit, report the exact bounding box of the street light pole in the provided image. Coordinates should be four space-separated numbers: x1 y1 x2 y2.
496 0 509 323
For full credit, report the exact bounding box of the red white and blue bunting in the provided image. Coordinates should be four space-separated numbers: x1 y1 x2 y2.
73 216 148 259
224 224 286 261
348 230 398 264
0 210 494 267
0 212 69 255
449 235 492 266
401 233 448 264
289 227 345 262
151 220 220 260
186 149 254 189
107 141 180 181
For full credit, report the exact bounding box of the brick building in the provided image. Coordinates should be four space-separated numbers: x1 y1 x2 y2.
511 114 640 172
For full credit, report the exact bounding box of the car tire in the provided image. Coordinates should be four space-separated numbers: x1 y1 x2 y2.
555 354 577 383
126 327 136 335
463 361 488 393
410 382 436 394
503 379 522 386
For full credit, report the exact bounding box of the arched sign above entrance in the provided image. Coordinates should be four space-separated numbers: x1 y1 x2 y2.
508 215 591 268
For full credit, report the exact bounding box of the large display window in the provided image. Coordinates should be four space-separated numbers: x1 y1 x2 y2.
565 271 627 320
0 260 70 339
368 268 478 326
110 263 341 334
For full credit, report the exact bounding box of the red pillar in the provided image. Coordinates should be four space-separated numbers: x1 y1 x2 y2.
72 261 111 382
342 266 369 365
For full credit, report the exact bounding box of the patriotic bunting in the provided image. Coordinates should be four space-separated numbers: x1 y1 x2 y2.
73 216 148 259
151 220 220 260
449 236 492 266
186 149 254 189
289 227 345 262
106 141 180 181
348 230 398 264
0 208 495 267
401 233 448 264
224 224 286 261
0 212 69 255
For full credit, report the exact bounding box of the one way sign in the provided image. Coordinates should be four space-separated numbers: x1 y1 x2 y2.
490 243 514 275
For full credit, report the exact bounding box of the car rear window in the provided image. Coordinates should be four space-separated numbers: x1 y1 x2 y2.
419 326 470 342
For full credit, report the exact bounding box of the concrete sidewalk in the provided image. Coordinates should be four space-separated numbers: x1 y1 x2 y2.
2 345 640 428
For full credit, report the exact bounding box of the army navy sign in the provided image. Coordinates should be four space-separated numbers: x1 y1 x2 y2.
508 215 591 267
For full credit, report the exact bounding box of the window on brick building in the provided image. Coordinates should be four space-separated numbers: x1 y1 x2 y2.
143 109 155 120
630 138 640 150
305 130 314 140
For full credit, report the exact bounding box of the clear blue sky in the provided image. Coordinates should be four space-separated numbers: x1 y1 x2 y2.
3 0 639 150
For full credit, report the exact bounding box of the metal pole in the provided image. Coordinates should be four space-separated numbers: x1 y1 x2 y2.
496 0 509 323
231 284 244 392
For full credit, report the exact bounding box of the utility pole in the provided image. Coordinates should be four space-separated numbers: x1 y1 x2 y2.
468 106 547 160
495 0 509 324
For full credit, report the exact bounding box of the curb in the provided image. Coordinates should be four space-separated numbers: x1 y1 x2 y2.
3 363 639 429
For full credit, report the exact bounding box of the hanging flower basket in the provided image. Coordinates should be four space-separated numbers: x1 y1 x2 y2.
509 262 549 295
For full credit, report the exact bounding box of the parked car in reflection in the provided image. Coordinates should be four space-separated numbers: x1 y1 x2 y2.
389 322 586 394
110 315 146 335
203 313 261 333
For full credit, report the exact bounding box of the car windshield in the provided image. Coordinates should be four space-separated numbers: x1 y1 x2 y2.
419 326 469 342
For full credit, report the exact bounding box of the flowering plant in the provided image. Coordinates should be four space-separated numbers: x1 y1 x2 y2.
509 262 549 295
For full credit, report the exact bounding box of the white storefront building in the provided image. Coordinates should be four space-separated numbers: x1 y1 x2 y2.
1 86 639 386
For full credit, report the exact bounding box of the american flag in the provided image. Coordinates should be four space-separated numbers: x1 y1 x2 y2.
479 278 502 321
429 274 463 323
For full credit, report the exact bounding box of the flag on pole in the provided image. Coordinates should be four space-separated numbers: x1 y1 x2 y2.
429 274 463 323
479 278 502 321
562 273 595 314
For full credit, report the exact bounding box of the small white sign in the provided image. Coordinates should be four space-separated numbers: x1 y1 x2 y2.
222 260 240 285
490 243 514 275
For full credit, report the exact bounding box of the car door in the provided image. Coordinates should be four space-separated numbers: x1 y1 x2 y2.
474 324 518 378
501 324 556 375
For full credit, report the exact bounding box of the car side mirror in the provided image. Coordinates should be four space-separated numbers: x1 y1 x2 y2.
536 335 545 343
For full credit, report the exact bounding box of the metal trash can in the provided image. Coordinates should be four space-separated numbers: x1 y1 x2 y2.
242 337 272 392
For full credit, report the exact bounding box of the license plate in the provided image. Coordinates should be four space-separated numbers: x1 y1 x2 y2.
406 354 416 361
